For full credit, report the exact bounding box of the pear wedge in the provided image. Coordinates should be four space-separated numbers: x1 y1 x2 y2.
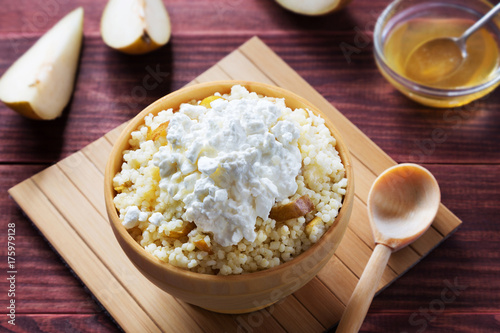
275 0 352 16
101 0 171 55
0 7 84 120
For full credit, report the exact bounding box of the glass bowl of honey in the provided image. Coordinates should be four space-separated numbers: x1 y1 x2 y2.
374 0 500 108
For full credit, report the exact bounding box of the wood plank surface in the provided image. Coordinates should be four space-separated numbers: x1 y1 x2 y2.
6 37 463 333
1 165 102 315
0 314 119 333
3 166 500 330
1 0 499 332
1 35 499 165
9 180 162 332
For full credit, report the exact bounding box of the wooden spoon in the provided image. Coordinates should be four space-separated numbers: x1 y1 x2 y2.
337 163 440 333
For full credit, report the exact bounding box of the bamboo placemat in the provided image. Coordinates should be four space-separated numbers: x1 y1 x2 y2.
9 37 462 333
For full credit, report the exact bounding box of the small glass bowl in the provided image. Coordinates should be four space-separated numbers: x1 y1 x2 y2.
374 0 500 108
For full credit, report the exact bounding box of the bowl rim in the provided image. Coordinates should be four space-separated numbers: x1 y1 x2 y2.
373 0 500 97
104 80 354 283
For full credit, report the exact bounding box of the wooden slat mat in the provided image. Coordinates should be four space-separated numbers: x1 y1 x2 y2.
9 37 462 333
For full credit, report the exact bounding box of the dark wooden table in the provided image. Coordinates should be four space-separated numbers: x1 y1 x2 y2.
1 0 499 332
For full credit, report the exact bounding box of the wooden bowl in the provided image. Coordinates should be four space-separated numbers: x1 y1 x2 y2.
104 81 354 314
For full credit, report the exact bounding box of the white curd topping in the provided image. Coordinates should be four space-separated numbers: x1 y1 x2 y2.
153 87 302 246
149 212 164 226
123 206 140 229
113 84 348 275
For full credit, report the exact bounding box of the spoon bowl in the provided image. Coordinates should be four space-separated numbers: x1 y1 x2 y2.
368 163 441 251
404 2 500 85
405 37 465 84
337 164 440 332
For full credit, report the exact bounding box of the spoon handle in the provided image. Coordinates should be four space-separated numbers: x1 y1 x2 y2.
336 244 392 333
461 3 500 42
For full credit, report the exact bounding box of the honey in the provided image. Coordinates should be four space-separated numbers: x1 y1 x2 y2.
384 18 499 89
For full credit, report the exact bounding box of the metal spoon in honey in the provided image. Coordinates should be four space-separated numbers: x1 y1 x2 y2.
337 164 440 333
405 3 500 84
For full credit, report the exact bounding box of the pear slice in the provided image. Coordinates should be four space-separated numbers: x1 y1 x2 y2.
101 0 171 55
275 0 352 16
269 195 314 222
0 8 84 120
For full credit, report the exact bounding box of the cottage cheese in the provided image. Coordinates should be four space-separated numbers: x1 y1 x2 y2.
123 206 148 229
153 95 302 246
113 85 348 275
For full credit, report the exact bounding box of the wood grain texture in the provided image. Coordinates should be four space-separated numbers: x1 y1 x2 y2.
6 37 461 332
1 34 499 164
0 314 119 333
359 313 500 333
9 179 163 332
0 166 102 315
1 0 499 332
337 244 392 333
0 0 390 35
2 163 499 332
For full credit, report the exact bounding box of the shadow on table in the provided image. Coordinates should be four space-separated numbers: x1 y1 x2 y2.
102 42 174 119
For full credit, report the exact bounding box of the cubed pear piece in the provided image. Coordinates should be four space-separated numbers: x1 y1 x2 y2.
305 216 322 237
147 121 169 141
269 195 315 222
168 222 195 239
101 0 171 55
193 236 213 254
200 95 224 108
0 7 84 120
275 0 352 16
